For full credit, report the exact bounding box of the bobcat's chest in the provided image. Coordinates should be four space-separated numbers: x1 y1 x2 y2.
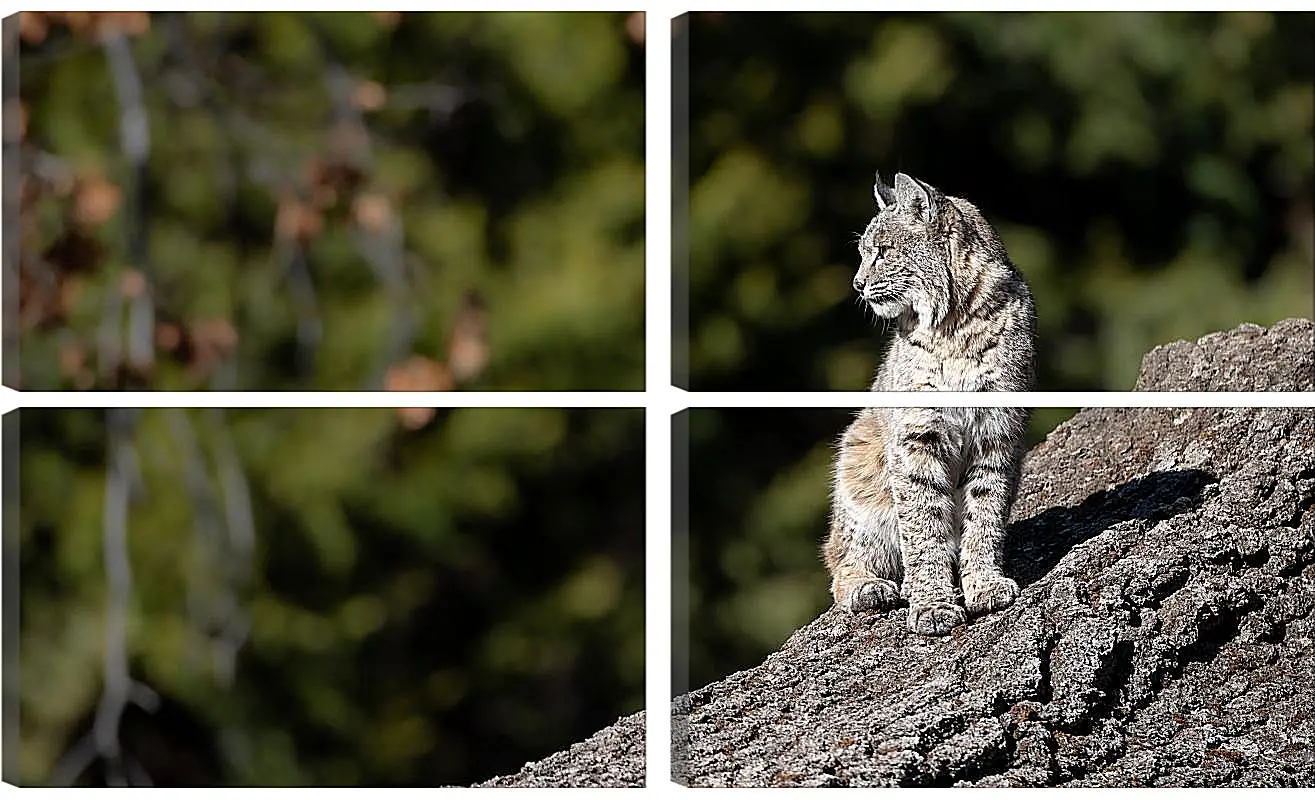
939 405 993 470
882 337 994 392
935 356 989 391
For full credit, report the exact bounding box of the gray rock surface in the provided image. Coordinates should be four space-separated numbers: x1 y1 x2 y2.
676 403 1315 787
474 711 645 788
477 318 1315 787
676 318 1315 787
1134 318 1313 392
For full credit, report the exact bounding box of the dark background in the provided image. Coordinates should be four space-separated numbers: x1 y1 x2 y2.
679 11 1314 391
11 11 646 391
15 406 645 786
679 407 1073 694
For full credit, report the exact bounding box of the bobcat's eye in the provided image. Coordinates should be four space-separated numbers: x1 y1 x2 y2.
872 245 887 261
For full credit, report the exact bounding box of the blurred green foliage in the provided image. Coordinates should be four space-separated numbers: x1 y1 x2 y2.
681 11 1313 390
680 408 1074 693
15 11 644 391
17 406 645 785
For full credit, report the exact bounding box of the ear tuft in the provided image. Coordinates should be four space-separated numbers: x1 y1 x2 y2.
873 171 897 211
893 172 940 222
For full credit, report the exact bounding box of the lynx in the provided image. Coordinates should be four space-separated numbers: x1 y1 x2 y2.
823 172 1035 636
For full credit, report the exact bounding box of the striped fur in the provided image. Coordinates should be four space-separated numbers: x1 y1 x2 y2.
854 172 1036 393
823 172 1035 636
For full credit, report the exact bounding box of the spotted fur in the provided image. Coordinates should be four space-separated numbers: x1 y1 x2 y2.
823 172 1035 636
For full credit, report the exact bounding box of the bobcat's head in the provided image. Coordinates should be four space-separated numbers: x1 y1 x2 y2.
853 171 955 330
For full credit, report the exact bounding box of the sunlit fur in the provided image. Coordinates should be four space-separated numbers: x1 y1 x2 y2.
824 172 1036 636
854 172 1036 393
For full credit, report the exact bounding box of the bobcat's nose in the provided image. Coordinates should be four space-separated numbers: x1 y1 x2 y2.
852 276 865 294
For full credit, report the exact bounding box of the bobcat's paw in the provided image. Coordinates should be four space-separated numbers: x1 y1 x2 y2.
847 579 901 613
907 600 966 636
964 575 1019 616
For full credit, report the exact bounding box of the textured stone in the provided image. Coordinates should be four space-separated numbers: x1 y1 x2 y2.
474 711 645 788
1134 318 1313 392
478 318 1315 787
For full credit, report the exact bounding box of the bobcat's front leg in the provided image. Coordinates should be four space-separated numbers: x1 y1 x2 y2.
825 513 902 614
959 437 1023 616
825 415 903 614
888 415 964 636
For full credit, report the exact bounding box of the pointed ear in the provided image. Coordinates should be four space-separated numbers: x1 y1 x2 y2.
873 171 897 211
893 172 941 222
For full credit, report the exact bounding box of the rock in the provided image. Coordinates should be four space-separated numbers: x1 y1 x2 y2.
677 319 1315 787
474 711 645 787
1134 318 1313 392
476 317 1315 787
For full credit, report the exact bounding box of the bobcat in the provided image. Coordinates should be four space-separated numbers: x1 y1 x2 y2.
824 172 1036 635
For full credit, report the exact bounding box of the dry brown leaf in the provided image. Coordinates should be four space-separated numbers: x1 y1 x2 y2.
20 12 49 45
386 355 453 430
626 12 645 45
193 318 239 353
372 11 402 28
182 317 240 383
74 174 122 227
353 80 387 112
447 292 489 382
119 269 146 299
58 12 94 36
385 355 453 393
57 276 84 317
275 197 323 244
155 322 182 352
96 12 151 38
396 407 436 430
59 342 86 378
352 193 393 234
43 11 151 40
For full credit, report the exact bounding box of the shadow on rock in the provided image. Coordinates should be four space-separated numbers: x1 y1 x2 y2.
1005 468 1216 588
